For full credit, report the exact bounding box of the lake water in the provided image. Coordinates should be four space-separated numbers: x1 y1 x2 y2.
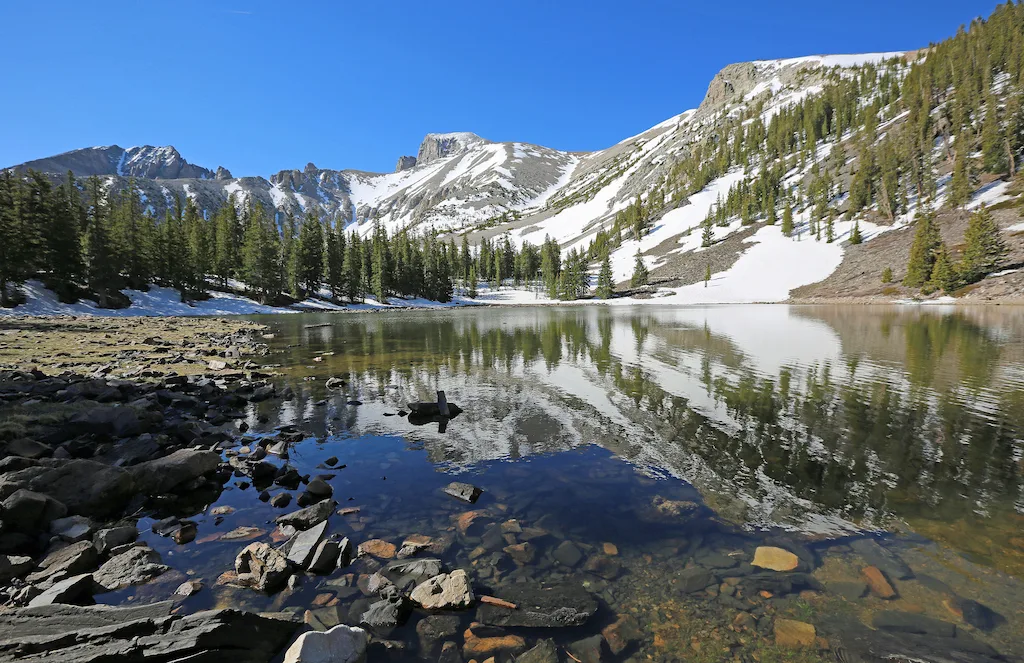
126 305 1024 661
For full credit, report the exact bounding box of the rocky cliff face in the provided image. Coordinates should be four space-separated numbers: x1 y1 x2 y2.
416 132 489 165
395 156 417 172
14 145 219 181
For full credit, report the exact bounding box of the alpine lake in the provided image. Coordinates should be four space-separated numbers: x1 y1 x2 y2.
106 304 1024 663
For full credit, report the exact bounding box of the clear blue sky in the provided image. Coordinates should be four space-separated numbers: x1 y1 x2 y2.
0 0 1000 177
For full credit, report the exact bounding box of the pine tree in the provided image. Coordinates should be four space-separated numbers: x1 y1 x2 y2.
325 223 345 300
948 129 973 208
881 266 893 283
781 202 794 236
467 264 478 299
903 211 941 288
240 202 281 303
540 236 561 299
981 90 1007 174
704 262 711 287
343 232 362 302
183 197 209 296
701 215 714 247
849 220 863 244
213 197 241 287
596 248 613 299
826 208 836 243
296 212 325 298
46 172 84 302
959 205 1007 283
0 171 31 305
928 241 958 293
630 250 649 289
82 176 120 307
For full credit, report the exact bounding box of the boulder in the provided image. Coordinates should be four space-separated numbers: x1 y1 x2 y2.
677 566 715 593
567 635 606 663
463 629 527 659
68 406 146 438
752 546 799 572
552 541 582 567
410 569 474 609
516 639 558 663
305 478 333 499
6 438 51 459
358 539 396 559
0 602 298 662
861 565 896 599
476 582 597 627
774 619 816 647
285 520 329 568
383 557 443 589
416 614 460 657
602 615 642 655
28 572 95 607
26 540 98 584
336 537 354 568
0 554 33 582
443 481 482 503
275 500 336 530
849 538 913 580
283 624 369 663
129 449 220 494
872 611 956 637
235 542 291 592
308 539 340 573
49 515 95 542
360 597 409 629
1 489 67 531
6 459 134 516
93 545 168 591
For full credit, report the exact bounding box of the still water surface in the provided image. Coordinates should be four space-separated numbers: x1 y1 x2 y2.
132 305 1024 661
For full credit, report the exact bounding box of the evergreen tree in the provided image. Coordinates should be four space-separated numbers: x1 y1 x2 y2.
959 205 1007 283
540 236 561 299
183 197 209 296
701 215 714 247
903 211 941 288
630 250 649 289
295 212 325 297
928 241 957 293
46 172 84 301
0 171 26 305
240 202 281 302
343 232 362 302
881 266 893 283
704 262 712 287
849 220 863 245
467 264 478 299
82 176 120 307
596 248 613 299
781 202 794 237
948 129 973 208
325 223 345 300
826 208 836 243
213 197 241 287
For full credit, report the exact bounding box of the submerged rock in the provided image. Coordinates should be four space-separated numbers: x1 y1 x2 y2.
476 582 597 628
443 482 482 503
410 569 474 609
276 500 336 530
235 542 291 592
752 546 799 572
774 619 816 647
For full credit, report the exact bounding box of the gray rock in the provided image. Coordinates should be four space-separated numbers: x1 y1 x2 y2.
68 406 145 438
271 493 292 508
129 449 220 494
275 499 336 530
235 542 291 592
1 489 67 531
284 624 368 663
476 582 597 627
517 638 559 663
4 459 134 516
6 438 51 459
872 611 956 637
305 478 332 498
409 569 474 609
416 614 460 657
360 598 408 629
439 641 464 663
285 520 328 568
93 526 138 554
0 600 297 662
28 572 94 607
0 554 33 582
308 539 340 574
850 538 913 580
26 540 98 584
552 540 582 567
829 581 868 600
383 557 443 588
49 515 95 542
337 537 354 568
442 481 482 503
93 545 168 591
395 156 417 172
677 566 715 593
568 635 606 663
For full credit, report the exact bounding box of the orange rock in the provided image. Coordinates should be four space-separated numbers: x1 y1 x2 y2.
455 510 488 536
462 630 526 659
752 547 799 572
602 615 642 655
338 507 361 516
312 592 334 606
653 634 666 648
358 539 397 559
603 542 619 556
214 571 239 586
861 566 896 599
774 619 816 647
759 590 774 599
943 598 963 619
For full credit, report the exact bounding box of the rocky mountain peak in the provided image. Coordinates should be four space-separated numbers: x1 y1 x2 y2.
215 166 233 180
416 132 490 166
395 155 417 172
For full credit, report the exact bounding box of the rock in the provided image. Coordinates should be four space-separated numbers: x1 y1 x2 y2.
439 641 464 663
235 542 292 592
172 521 197 544
174 579 203 597
91 526 137 555
360 597 409 629
443 481 483 503
476 582 597 627
304 605 346 631
9 459 134 516
68 406 145 438
552 540 582 567
872 611 955 637
849 538 913 580
463 629 527 659
752 546 800 571
93 545 169 591
221 526 266 541
276 500 336 530
359 539 397 559
0 601 297 661
27 572 95 606
516 639 559 663
417 614 461 656
861 566 896 599
602 615 642 655
774 619 816 647
325 378 345 390
283 623 369 663
208 359 228 371
305 478 333 498
49 515 94 542
1 489 67 531
828 580 868 600
271 493 292 508
337 537 354 568
0 554 33 582
568 635 606 663
6 438 51 459
410 569 474 609
504 542 535 564
26 540 98 584
951 597 1003 631
583 555 621 580
677 566 715 593
309 539 341 573
454 510 490 536
130 449 220 494
285 520 329 568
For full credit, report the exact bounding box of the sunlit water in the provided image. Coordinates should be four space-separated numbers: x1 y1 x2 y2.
114 305 1024 661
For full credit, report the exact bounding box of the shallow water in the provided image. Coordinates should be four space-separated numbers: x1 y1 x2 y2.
118 305 1024 661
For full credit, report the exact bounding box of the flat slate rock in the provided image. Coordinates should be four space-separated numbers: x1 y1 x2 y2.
443 482 482 503
476 582 597 628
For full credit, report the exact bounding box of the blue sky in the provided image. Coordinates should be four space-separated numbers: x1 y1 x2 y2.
0 0 1000 176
